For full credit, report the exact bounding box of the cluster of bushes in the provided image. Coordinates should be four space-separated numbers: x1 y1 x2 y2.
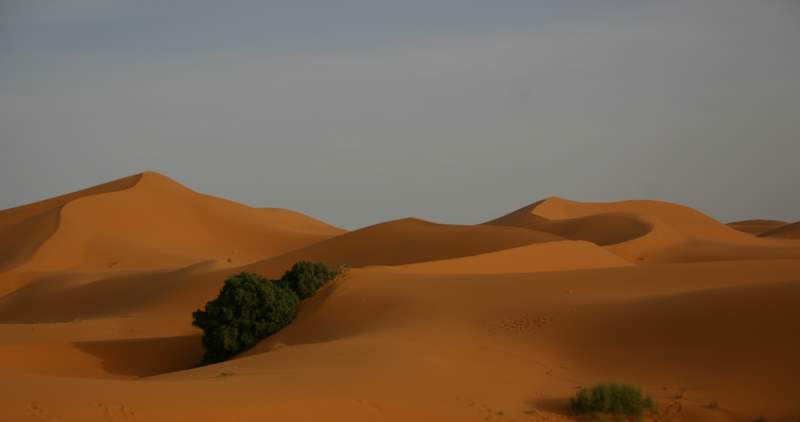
571 382 655 420
277 260 341 300
192 261 341 364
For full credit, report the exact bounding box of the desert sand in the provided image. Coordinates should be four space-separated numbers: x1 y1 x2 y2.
0 172 798 422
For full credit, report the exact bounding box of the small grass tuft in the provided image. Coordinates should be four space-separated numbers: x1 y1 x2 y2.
571 382 655 420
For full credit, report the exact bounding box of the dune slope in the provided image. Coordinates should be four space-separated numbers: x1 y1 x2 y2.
0 172 344 295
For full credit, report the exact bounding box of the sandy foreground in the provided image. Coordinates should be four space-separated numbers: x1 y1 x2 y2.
0 172 798 422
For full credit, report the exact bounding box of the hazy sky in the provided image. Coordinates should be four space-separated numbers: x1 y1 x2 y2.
1 0 799 228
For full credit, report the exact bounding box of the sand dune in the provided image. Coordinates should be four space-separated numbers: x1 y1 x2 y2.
246 216 564 270
383 241 632 274
75 217 571 320
520 213 653 246
0 176 798 422
760 221 800 239
0 172 343 295
728 219 787 235
509 196 774 242
0 261 222 323
0 217 564 323
0 174 141 273
486 197 800 263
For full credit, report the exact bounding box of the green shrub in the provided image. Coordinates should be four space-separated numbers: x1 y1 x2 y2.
277 261 341 300
571 383 655 419
192 272 298 364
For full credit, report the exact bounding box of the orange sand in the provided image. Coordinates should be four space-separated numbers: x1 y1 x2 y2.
0 173 797 422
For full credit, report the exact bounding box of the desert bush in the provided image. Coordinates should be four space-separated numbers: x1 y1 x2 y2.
277 261 341 300
571 382 655 419
192 272 299 364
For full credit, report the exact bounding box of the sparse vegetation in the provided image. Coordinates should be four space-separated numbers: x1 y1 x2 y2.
277 261 341 300
192 272 299 364
570 382 655 420
192 262 342 364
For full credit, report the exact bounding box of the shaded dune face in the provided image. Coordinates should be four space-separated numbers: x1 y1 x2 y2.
760 221 800 239
728 219 788 235
483 199 653 246
515 213 653 246
0 335 202 379
0 174 799 422
485 197 800 263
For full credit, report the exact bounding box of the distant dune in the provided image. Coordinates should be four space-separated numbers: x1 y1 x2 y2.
728 219 787 235
760 221 800 239
485 197 800 263
0 173 797 422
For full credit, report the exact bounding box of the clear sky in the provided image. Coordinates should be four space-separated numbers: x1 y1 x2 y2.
1 0 798 228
